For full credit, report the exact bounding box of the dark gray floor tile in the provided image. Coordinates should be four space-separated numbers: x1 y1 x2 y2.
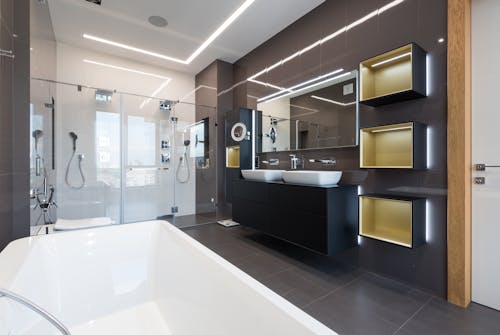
398 299 500 335
304 293 401 335
207 240 261 262
183 224 241 246
258 268 332 306
303 273 432 335
181 223 500 335
291 262 366 292
229 252 295 280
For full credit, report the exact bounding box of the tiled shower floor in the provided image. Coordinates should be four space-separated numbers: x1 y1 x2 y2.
182 223 500 335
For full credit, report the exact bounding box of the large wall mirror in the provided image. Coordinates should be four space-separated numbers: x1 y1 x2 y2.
256 70 358 153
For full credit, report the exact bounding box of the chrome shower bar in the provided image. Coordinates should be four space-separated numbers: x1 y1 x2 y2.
0 288 71 335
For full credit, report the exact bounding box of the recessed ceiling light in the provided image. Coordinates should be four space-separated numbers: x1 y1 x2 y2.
83 0 255 65
148 16 168 28
438 38 445 43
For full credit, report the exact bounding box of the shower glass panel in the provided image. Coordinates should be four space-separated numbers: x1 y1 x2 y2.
56 84 121 224
29 79 220 233
121 94 177 223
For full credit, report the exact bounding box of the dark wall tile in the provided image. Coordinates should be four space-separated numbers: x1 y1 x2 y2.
226 0 448 296
0 0 30 249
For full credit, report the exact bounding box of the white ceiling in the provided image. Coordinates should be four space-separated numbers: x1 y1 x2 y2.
47 0 325 74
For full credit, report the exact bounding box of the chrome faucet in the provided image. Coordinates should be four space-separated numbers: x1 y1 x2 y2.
262 158 280 166
308 158 337 166
289 154 303 170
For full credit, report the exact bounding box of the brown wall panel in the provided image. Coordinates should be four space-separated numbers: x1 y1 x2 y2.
223 0 448 296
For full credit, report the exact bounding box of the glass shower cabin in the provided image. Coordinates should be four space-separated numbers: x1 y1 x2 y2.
29 79 218 234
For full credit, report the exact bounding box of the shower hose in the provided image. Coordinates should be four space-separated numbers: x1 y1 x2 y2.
176 152 190 184
65 151 86 189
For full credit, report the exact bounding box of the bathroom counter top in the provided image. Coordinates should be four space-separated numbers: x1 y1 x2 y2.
237 178 357 189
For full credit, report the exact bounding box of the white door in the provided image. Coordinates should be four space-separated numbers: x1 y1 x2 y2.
472 0 500 311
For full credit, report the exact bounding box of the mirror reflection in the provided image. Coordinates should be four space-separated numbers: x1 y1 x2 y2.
256 71 358 153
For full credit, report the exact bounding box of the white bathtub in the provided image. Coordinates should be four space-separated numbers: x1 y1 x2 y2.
0 221 336 335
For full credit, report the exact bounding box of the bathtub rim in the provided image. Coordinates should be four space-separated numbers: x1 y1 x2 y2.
0 220 337 335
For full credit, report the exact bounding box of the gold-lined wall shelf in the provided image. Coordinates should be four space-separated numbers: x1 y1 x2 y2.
226 146 240 168
360 121 426 169
360 43 427 106
359 195 425 248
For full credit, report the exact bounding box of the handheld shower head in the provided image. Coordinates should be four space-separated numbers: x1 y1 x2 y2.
32 129 44 140
69 132 78 151
32 130 44 153
184 140 191 147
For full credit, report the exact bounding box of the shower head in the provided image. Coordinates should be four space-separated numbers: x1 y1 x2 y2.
32 130 44 153
69 132 78 151
32 129 43 139
184 140 191 147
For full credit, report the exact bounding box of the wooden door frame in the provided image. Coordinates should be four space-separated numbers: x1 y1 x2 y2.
447 0 472 307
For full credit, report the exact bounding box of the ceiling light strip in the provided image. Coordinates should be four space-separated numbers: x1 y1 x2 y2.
186 0 255 64
83 59 171 80
246 0 406 82
83 0 254 65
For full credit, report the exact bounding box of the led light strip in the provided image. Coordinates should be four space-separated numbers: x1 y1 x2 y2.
370 126 412 133
290 104 319 113
248 78 290 92
257 68 344 103
247 0 405 82
258 70 349 104
370 52 411 68
310 95 356 107
83 0 255 65
83 59 171 80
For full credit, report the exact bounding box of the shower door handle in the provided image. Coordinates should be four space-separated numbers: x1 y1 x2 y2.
127 167 169 171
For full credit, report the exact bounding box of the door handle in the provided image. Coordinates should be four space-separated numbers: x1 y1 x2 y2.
475 164 500 171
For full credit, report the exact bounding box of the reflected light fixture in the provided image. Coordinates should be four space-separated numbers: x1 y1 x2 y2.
247 0 406 82
83 0 255 65
257 69 344 103
140 80 172 109
310 95 356 107
259 71 351 104
83 59 171 80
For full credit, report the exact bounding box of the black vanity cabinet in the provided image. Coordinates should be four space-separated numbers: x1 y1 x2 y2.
232 180 358 255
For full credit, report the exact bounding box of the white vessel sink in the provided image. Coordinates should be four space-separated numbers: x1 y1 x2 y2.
282 170 342 186
241 169 285 182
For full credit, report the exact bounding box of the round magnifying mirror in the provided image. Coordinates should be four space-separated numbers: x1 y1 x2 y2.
231 122 247 142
